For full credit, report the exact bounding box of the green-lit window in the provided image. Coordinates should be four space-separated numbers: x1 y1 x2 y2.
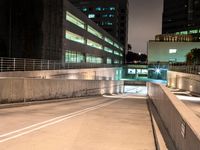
65 50 85 63
114 60 120 64
86 55 102 64
189 29 198 34
120 47 123 51
96 7 101 11
114 51 120 56
82 8 88 12
180 31 188 35
88 14 95 18
107 58 112 64
65 30 85 44
87 39 103 50
105 37 113 45
110 7 115 11
66 12 85 29
114 43 120 49
87 26 103 39
65 50 76 63
104 47 113 53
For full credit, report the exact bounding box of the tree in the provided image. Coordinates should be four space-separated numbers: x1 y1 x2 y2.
186 48 200 64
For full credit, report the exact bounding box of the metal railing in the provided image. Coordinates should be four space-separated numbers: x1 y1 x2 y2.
0 57 122 72
169 63 200 75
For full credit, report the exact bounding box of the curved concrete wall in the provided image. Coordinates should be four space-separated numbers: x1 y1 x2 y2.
0 78 124 103
168 71 200 94
148 82 200 150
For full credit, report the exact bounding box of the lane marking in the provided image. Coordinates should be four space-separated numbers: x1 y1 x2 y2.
0 100 120 143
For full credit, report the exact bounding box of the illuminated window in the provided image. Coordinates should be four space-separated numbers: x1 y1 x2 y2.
96 7 101 11
87 26 103 39
66 12 85 29
104 37 113 45
189 29 198 34
114 43 120 49
102 14 114 18
110 7 115 11
65 50 85 63
120 47 123 51
88 14 95 18
169 49 177 54
114 51 120 56
107 58 112 64
104 47 113 53
180 31 188 35
82 8 88 12
65 30 85 44
114 60 120 64
87 39 103 50
86 55 102 64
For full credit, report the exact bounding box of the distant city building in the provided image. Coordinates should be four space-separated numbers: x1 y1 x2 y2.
0 0 123 66
68 0 129 51
162 0 200 41
155 34 193 42
148 41 200 63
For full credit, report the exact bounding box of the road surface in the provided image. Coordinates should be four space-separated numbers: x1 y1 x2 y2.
0 95 155 150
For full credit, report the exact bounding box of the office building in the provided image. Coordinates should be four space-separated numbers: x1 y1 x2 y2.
69 0 128 50
162 0 200 41
0 0 123 65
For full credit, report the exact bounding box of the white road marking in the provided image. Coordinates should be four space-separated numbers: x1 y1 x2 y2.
0 100 120 143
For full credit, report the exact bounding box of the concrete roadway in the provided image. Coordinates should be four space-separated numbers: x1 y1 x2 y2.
0 95 155 150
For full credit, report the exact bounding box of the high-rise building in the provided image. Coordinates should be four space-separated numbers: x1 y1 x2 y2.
69 0 129 49
162 0 200 41
0 0 124 66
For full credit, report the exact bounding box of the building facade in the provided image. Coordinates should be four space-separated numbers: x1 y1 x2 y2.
68 0 128 51
162 0 200 41
0 0 123 66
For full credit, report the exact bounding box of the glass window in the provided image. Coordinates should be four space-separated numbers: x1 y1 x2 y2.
104 47 113 53
114 51 120 56
65 50 85 63
180 31 188 35
104 37 113 45
110 7 115 11
189 29 198 34
87 39 103 50
120 47 123 51
169 49 177 54
65 30 85 44
107 58 112 64
114 43 120 49
114 60 120 64
88 14 95 18
82 8 88 12
87 26 103 39
66 12 85 29
86 55 102 64
96 7 101 11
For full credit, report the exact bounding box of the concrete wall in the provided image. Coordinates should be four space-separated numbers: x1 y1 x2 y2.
0 78 124 103
0 67 122 80
148 82 200 150
168 71 200 94
148 41 200 63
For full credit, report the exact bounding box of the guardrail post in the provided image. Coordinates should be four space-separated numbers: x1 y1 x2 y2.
13 58 15 71
24 59 26 71
0 57 3 72
41 60 43 70
47 60 49 70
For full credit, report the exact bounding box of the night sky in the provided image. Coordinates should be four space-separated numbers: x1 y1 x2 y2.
128 0 163 54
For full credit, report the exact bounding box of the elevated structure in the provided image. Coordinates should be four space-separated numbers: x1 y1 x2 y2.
69 0 129 53
162 0 200 41
0 0 124 66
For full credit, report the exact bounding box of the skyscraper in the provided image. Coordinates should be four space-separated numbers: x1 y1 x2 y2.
69 0 129 49
162 0 200 41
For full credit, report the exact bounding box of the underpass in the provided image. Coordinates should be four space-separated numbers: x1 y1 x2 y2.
0 95 155 150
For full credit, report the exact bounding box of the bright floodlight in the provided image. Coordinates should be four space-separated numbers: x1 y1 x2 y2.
155 68 160 73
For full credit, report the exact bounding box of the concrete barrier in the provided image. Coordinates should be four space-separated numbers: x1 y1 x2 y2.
0 78 124 103
148 82 200 150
